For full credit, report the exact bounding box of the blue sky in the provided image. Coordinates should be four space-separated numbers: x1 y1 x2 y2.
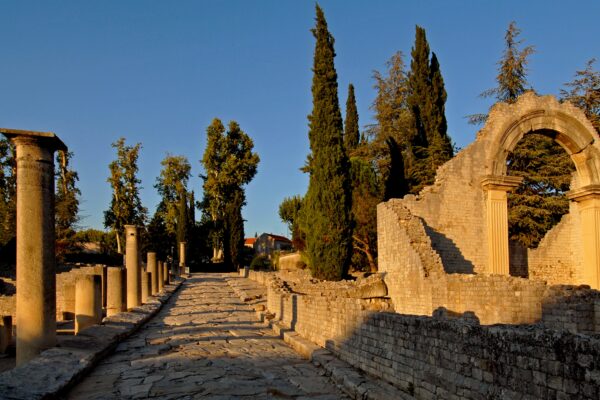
1 1 598 238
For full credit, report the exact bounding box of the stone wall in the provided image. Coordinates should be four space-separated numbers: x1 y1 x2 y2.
378 94 597 297
56 265 107 320
527 202 583 285
0 265 110 322
249 271 600 400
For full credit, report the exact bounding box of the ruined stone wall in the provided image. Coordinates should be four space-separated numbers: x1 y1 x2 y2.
249 271 600 400
56 265 106 320
378 94 593 300
527 202 584 285
378 200 551 324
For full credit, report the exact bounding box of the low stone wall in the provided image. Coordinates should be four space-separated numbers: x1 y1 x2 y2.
56 265 108 320
249 271 600 399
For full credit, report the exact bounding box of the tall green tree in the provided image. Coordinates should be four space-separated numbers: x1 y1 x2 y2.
368 51 414 186
200 118 259 267
427 52 453 169
176 191 189 246
468 21 535 124
406 25 453 192
55 150 81 257
344 84 360 152
223 189 245 269
155 155 191 236
0 138 16 248
146 206 170 260
384 136 409 201
561 58 600 132
469 21 574 247
299 5 352 281
278 195 303 249
349 157 381 272
104 138 147 253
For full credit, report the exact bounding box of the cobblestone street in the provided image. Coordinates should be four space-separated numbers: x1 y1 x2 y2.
67 273 347 399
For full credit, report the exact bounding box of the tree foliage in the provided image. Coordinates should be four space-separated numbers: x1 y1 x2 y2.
55 150 81 258
344 84 360 153
155 154 191 236
200 118 259 268
299 4 352 281
104 137 147 253
278 195 303 249
0 138 16 248
561 58 600 133
469 21 574 247
350 157 381 273
406 25 453 192
468 21 535 124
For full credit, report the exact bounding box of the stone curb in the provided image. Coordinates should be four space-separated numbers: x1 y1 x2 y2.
0 278 186 400
227 276 414 400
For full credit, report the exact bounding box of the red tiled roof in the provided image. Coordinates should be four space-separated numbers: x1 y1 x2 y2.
266 233 291 243
244 238 257 245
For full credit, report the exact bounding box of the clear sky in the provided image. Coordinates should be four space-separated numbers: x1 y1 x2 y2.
1 1 598 238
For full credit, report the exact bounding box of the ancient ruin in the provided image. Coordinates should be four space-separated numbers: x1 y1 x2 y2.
0 129 66 365
378 93 600 324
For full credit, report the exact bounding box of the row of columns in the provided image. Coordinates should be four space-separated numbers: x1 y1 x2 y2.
483 175 600 289
0 128 189 366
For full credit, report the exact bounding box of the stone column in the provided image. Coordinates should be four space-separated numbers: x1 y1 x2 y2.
164 261 170 285
147 252 158 295
106 267 126 317
158 260 164 292
125 225 141 309
481 176 522 276
75 275 102 334
141 271 150 303
179 241 187 275
1 129 66 366
568 185 600 289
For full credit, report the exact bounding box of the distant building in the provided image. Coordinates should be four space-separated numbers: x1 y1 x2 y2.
244 237 257 249
254 233 292 257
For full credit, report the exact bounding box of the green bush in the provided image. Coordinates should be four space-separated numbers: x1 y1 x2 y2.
249 255 271 271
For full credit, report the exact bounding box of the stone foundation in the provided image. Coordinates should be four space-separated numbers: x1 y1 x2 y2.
249 271 600 399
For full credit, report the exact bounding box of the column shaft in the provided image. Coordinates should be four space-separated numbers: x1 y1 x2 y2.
125 225 141 308
147 252 158 295
75 275 102 334
106 267 125 316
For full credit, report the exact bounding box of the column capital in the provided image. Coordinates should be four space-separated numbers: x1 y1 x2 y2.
481 175 523 192
567 185 600 203
1 128 67 151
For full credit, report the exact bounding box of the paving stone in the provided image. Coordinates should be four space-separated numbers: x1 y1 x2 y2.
67 273 348 399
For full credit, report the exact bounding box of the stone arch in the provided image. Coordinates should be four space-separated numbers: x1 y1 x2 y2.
487 94 600 187
479 93 600 288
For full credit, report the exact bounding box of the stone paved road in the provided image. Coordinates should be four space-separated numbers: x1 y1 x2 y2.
67 273 348 400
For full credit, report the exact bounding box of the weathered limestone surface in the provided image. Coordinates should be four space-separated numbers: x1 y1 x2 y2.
248 270 600 400
147 252 158 295
125 225 141 309
74 274 102 334
67 273 348 399
106 267 125 317
1 129 67 365
0 278 184 400
378 93 600 294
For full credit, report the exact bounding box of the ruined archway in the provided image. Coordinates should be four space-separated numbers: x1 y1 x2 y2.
481 93 600 287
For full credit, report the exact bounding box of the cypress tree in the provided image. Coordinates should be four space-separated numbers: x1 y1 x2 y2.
223 189 245 269
344 84 360 152
300 4 352 281
406 26 453 191
427 53 453 169
384 137 409 201
406 26 433 192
